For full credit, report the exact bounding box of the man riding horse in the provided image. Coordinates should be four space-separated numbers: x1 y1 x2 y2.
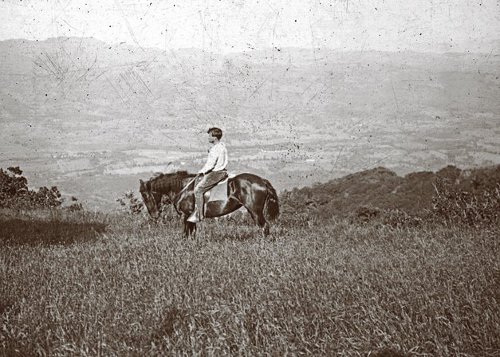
139 127 279 237
187 127 228 223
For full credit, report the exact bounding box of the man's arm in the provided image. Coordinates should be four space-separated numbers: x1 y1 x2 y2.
198 146 219 174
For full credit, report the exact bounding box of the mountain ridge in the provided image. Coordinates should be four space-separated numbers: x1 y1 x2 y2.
1 36 499 209
281 164 500 220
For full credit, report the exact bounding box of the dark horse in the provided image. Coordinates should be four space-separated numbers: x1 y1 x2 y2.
139 171 279 237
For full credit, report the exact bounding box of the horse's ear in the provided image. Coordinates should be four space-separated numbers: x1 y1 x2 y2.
139 179 145 189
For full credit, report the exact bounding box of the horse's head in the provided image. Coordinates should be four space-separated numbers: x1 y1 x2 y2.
139 171 196 219
139 179 161 219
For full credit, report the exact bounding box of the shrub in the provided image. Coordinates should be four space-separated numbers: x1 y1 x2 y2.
0 167 63 209
352 205 380 223
117 191 144 214
65 197 84 212
432 179 500 227
381 208 423 228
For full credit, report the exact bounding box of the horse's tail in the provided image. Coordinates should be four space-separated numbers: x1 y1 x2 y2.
263 179 279 221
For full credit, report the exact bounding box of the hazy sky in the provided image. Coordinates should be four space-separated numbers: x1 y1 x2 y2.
1 0 499 53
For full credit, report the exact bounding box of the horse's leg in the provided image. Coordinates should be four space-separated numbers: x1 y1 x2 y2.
248 209 269 236
259 214 270 236
238 190 270 236
183 216 196 238
189 222 196 238
183 217 189 237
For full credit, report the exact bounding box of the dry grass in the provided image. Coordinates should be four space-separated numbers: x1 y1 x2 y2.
0 209 106 246
1 212 499 356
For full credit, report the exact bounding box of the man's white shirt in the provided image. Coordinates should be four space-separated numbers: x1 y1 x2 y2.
199 142 228 174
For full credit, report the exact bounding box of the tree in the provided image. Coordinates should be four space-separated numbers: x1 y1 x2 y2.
0 167 63 209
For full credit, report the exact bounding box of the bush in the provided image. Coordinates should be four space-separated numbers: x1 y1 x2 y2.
349 206 423 229
352 205 380 223
381 208 423 228
65 196 84 212
432 179 500 227
117 191 144 214
0 167 63 209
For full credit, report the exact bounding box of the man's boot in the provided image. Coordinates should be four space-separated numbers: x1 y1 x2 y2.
187 207 200 223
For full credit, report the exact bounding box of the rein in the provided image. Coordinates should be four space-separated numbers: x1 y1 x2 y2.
172 174 198 214
177 175 199 196
173 176 197 208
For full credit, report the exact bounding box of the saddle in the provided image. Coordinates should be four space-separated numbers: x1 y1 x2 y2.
204 176 232 202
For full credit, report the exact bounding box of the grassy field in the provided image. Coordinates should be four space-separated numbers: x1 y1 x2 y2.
1 210 499 356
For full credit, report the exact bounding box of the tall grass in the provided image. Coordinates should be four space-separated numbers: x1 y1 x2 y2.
0 209 106 246
1 212 499 356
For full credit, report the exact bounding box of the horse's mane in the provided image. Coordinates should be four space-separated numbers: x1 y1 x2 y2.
147 170 196 193
150 170 192 181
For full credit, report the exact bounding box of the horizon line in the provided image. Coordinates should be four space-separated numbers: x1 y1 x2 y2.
1 35 499 56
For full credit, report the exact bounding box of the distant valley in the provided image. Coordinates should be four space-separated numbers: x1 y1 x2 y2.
1 37 499 210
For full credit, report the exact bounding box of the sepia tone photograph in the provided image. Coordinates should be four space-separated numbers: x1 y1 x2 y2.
1 0 499 355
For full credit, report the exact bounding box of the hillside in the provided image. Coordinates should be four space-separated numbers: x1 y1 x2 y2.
281 164 500 219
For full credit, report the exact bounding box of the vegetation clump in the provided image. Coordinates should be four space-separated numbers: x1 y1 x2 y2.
116 190 144 214
0 166 105 246
280 164 500 228
431 173 500 227
0 166 63 209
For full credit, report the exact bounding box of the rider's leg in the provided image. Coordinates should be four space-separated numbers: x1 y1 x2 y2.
189 170 228 222
194 170 227 220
